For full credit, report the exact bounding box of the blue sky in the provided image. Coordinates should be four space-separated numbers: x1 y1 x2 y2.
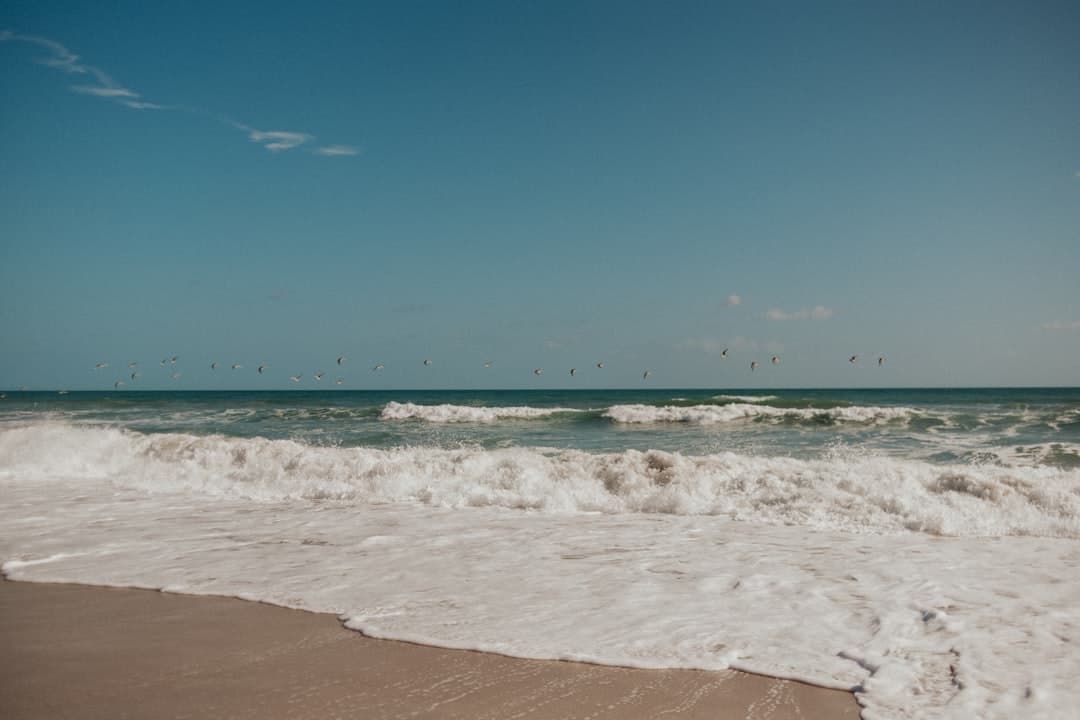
2 1 1078 390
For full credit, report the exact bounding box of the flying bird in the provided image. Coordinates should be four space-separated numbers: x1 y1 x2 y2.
372 363 384 371
335 378 344 385
771 356 781 365
423 359 433 366
170 372 182 380
232 363 243 370
570 368 576 376
94 362 108 370
878 356 886 366
128 361 138 368
596 362 605 369
210 362 218 370
314 372 325 381
130 371 139 381
721 349 728 358
849 355 858 364
483 361 493 368
534 368 543 375
750 361 760 371
289 374 302 383
113 380 124 389
169 356 179 365
257 365 266 374
643 370 652 380
337 356 346 365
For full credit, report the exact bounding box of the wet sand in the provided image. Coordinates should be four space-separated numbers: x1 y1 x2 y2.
0 580 860 719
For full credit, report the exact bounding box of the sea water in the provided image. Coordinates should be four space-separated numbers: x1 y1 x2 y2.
1 388 1079 718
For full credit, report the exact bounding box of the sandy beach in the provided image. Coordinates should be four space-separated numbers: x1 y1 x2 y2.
0 580 859 719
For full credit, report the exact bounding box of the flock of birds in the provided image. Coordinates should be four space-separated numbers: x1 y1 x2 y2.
91 351 888 389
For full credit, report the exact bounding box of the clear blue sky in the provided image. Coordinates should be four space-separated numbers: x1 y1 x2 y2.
2 1 1078 390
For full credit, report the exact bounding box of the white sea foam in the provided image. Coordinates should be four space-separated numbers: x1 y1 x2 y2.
2 449 1078 720
2 422 1078 538
380 401 580 423
605 403 921 425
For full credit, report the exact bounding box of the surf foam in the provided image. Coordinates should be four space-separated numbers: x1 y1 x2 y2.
2 422 1078 538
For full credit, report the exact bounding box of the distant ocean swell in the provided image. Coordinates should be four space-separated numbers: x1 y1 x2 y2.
4 422 1079 538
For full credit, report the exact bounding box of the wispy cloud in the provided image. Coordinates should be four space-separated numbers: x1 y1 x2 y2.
247 130 312 153
2 30 355 156
315 145 359 157
765 305 834 321
1041 320 1080 331
70 85 139 98
726 293 742 306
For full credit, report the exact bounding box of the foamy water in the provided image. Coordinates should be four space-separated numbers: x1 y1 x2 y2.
2 388 1079 719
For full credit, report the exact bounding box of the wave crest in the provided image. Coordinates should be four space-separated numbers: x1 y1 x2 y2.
380 401 580 423
604 403 920 425
3 422 1079 538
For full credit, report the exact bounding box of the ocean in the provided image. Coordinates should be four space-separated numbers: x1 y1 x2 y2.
2 387 1079 718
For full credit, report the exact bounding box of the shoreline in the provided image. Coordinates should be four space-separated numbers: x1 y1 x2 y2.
0 579 860 719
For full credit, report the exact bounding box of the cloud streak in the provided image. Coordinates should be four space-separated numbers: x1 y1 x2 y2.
2 30 355 157
765 306 834 321
315 145 359 157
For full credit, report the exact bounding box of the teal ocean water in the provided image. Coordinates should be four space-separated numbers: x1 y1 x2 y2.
3 387 1079 467
4 387 1080 718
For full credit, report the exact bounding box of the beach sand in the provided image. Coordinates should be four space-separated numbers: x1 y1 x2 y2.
0 579 860 719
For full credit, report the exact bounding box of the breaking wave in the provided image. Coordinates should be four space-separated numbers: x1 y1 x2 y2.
3 422 1079 538
604 403 921 425
380 401 581 423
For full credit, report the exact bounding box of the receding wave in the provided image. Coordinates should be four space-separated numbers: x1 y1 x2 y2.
3 422 1078 538
380 401 582 423
604 403 921 425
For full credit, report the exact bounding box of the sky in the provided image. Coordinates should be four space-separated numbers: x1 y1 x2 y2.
2 1 1078 390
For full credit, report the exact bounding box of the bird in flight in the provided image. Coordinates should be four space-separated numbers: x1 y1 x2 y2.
534 368 543 375
289 374 302 383
372 363 385 371
314 372 325 381
750 361 760 371
878 356 886 366
721 349 728 359
423 359 433 366
771 356 781 365
210 361 218 370
337 356 346 366
232 363 243 370
849 355 858 364
596 362 605 369
258 365 266 374
483 361 493 368
570 368 576 377
643 370 652 380
94 362 108 370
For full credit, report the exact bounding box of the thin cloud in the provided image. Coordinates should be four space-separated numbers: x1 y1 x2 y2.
2 30 354 156
315 145 359 157
766 305 834 321
247 130 312 153
726 293 742 306
1041 320 1080 331
70 85 139 98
